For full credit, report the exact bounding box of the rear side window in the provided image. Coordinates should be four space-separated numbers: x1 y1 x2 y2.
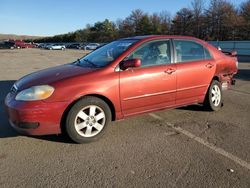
204 47 212 59
174 40 212 63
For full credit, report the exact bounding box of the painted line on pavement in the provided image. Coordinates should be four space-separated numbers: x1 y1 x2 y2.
149 113 250 171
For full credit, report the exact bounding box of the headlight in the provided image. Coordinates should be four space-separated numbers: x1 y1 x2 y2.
15 85 54 101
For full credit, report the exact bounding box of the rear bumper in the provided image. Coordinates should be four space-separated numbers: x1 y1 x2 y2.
5 93 69 135
231 79 236 85
220 74 236 90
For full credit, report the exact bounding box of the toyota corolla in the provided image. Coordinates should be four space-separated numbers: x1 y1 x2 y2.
5 35 238 143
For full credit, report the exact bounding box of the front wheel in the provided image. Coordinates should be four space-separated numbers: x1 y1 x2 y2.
65 96 111 143
203 80 223 111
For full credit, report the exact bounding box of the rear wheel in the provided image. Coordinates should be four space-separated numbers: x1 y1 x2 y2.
203 80 222 111
65 96 111 143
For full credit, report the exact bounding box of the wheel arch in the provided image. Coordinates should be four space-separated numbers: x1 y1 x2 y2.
212 75 220 82
205 75 220 93
85 94 116 121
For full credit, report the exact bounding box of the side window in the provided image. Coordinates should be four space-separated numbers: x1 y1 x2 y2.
204 47 212 59
174 40 212 63
126 40 171 67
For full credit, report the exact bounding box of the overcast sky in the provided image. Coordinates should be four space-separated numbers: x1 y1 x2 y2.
0 0 246 36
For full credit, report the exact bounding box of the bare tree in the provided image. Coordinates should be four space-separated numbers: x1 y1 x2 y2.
172 8 194 35
240 0 250 39
35 1 250 43
158 11 172 34
205 0 238 40
191 0 205 38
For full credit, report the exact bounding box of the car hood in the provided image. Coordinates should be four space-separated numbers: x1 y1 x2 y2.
15 64 96 90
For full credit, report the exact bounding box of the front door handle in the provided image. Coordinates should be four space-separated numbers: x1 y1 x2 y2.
164 68 176 74
205 63 214 68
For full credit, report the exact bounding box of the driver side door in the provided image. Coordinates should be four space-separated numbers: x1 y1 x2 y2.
119 40 176 117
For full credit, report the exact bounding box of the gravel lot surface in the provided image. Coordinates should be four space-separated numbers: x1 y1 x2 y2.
0 49 249 188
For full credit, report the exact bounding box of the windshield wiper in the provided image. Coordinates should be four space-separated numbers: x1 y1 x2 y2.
73 59 82 67
75 58 102 68
75 59 81 65
83 59 100 68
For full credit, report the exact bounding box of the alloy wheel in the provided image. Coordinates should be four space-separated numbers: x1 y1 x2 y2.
211 85 221 107
74 105 106 137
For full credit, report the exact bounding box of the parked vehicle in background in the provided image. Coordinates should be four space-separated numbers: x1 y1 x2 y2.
5 35 238 143
96 43 107 49
84 43 100 50
42 43 52 49
37 43 43 48
0 41 15 49
67 43 81 49
14 40 35 48
77 43 88 50
64 43 72 48
37 43 45 48
46 44 66 50
32 43 39 48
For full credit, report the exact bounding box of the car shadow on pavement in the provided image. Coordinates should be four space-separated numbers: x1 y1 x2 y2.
30 134 75 144
0 80 18 138
235 69 250 81
177 104 206 112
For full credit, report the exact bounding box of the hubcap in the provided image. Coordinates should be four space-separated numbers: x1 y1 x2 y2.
74 105 106 137
211 85 221 107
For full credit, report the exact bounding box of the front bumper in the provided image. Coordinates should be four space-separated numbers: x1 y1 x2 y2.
5 93 69 136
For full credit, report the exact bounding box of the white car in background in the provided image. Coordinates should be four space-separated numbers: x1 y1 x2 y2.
85 43 100 50
47 44 66 50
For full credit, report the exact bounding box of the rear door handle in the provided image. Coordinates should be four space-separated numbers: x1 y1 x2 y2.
164 68 176 74
205 63 214 68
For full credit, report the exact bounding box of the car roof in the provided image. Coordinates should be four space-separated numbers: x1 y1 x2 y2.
119 35 210 48
120 35 202 42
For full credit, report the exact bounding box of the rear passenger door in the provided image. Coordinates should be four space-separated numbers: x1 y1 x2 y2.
173 39 215 105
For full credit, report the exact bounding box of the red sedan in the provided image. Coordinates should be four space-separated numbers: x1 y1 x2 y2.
5 35 238 143
14 40 35 48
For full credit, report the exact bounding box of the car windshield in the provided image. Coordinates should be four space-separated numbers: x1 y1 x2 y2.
76 39 138 68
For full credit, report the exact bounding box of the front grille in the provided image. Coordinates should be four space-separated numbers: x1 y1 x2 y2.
10 84 18 95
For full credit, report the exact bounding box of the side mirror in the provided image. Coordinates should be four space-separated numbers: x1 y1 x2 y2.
120 59 141 70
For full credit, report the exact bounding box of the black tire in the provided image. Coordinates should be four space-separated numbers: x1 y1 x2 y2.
203 80 223 111
65 96 111 143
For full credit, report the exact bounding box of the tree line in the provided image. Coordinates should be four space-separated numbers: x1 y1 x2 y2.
35 0 250 43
